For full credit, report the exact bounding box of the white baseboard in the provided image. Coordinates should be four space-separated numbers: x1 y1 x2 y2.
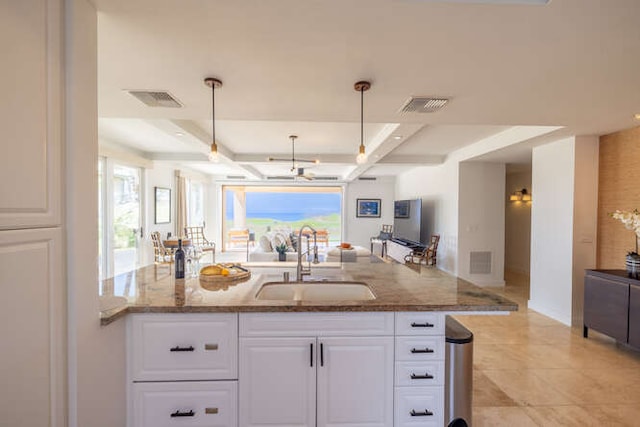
528 299 571 326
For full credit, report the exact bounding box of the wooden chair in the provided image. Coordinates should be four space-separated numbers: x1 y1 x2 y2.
150 231 173 264
370 225 393 256
184 226 216 263
404 234 440 266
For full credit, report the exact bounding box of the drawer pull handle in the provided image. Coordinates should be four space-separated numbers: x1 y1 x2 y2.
411 322 434 328
205 407 219 415
410 373 434 380
410 409 433 417
171 410 195 417
411 347 434 354
170 346 194 352
204 344 219 351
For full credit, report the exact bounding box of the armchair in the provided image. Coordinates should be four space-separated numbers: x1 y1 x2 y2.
184 226 216 263
404 234 440 266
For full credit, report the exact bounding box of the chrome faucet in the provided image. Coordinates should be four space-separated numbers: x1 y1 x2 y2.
297 225 320 281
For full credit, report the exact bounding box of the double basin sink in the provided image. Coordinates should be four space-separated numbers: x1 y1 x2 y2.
255 281 376 302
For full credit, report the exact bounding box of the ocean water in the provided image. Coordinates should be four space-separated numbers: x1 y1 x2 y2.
226 191 341 221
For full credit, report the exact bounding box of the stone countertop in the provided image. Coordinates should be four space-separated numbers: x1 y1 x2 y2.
99 259 518 326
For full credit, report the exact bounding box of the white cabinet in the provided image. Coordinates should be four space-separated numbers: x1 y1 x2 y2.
132 381 237 427
386 241 413 264
317 337 394 427
238 313 394 427
0 228 64 427
128 313 239 427
394 313 446 427
0 0 62 230
239 337 316 427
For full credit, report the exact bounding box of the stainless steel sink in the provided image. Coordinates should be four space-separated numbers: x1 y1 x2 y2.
255 281 376 302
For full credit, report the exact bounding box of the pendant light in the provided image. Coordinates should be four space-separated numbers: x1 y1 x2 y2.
204 77 222 162
354 80 371 164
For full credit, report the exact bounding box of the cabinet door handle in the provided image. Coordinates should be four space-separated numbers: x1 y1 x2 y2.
205 407 218 415
410 347 434 354
204 344 218 351
171 410 195 417
411 322 434 328
410 373 434 380
310 343 314 367
410 409 433 417
320 343 324 367
170 345 194 352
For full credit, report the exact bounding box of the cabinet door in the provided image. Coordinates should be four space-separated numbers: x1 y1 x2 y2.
584 275 629 342
239 337 316 427
0 228 64 427
0 0 62 229
316 337 394 427
629 285 640 348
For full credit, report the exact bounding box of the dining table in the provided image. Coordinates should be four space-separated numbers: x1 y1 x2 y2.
162 238 192 249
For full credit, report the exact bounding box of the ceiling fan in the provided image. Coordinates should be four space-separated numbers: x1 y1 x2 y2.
268 135 319 180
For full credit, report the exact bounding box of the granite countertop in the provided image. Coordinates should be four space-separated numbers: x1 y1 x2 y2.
99 259 518 326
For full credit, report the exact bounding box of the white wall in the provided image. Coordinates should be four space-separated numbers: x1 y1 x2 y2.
458 162 506 285
345 177 395 249
395 161 459 275
66 1 126 426
571 136 599 328
530 138 576 325
505 169 532 275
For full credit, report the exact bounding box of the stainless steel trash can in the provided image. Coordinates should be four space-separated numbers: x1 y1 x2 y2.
445 316 473 427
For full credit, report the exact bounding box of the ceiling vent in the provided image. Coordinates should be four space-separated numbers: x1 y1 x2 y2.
313 176 339 181
127 90 183 108
358 177 377 181
225 175 246 180
267 176 295 181
399 97 449 113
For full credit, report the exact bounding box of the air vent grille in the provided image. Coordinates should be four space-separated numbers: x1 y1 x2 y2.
128 90 183 108
358 177 377 181
267 176 295 181
469 251 492 274
226 175 246 180
400 97 449 113
313 176 339 181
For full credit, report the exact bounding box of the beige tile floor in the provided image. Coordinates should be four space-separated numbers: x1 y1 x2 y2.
454 271 640 427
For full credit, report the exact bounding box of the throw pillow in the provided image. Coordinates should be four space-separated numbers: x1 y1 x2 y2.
258 234 272 252
289 232 298 251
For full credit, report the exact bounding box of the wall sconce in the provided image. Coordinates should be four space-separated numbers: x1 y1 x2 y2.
509 188 532 202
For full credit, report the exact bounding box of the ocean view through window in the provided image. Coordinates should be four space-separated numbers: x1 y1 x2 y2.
223 186 342 250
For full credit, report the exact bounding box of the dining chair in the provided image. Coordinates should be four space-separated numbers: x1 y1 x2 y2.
184 226 216 263
370 224 393 257
150 231 173 264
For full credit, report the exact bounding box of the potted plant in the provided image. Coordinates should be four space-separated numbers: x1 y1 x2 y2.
275 243 288 262
611 209 640 276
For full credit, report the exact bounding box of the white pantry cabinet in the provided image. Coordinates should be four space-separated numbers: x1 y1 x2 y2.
0 0 62 230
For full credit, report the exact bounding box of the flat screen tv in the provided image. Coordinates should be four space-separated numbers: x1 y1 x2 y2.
393 199 422 245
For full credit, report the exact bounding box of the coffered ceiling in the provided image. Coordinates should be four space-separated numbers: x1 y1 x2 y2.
96 0 640 181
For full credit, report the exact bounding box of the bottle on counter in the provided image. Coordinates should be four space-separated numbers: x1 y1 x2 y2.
175 238 185 279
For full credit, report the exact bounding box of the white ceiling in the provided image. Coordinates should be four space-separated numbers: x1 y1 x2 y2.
96 0 640 181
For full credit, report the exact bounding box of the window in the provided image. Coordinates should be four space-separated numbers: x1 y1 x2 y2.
187 179 205 227
223 186 342 250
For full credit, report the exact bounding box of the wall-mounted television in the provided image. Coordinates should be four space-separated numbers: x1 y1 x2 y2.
393 199 422 245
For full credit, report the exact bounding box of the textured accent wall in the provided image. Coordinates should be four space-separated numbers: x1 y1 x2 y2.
597 126 640 268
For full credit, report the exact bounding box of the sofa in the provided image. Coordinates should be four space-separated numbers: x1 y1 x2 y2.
248 230 324 262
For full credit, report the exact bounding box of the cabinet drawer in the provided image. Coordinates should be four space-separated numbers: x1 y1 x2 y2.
395 312 445 336
395 336 445 361
132 381 237 427
129 313 238 381
395 361 445 386
394 387 444 427
239 312 394 337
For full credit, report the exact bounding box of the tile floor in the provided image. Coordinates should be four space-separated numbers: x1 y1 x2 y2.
455 271 640 426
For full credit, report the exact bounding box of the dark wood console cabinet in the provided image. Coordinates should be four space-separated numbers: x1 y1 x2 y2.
584 270 640 349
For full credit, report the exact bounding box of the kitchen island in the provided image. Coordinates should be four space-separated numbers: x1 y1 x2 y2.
101 260 516 427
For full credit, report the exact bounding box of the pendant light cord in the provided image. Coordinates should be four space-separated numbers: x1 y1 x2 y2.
211 84 216 145
360 86 364 149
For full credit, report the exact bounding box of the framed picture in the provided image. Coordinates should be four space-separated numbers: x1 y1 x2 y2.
154 187 171 224
356 198 381 218
394 200 410 218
